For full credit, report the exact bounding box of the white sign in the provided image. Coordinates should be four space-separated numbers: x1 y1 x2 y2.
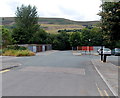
42 45 45 52
33 46 36 52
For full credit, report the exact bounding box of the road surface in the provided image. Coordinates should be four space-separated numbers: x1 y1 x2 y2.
2 51 113 96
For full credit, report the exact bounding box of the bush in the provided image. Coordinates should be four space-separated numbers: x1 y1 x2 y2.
0 49 2 55
7 45 27 50
0 48 8 54
16 50 35 56
1 45 27 55
2 50 35 56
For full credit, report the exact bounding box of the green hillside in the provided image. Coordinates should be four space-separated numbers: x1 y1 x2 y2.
38 17 99 25
2 17 99 25
1 17 100 33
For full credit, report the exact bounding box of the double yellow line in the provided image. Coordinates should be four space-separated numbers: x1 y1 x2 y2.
96 84 109 97
0 69 10 74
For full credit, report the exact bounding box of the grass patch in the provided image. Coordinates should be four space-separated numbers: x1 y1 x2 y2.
41 24 84 33
2 50 35 56
1 45 35 56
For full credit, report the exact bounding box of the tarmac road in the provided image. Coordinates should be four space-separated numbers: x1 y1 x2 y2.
2 51 114 96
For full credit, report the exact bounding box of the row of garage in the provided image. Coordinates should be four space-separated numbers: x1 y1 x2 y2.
18 44 52 53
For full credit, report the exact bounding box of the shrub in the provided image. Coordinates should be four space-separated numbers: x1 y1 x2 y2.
15 50 35 56
7 45 27 50
2 50 35 56
0 49 2 55
2 50 16 56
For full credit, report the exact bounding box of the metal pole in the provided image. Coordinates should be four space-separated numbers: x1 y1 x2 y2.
101 0 103 61
101 46 103 61
103 54 107 62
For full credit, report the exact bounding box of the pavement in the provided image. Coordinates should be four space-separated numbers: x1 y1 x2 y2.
91 58 118 96
72 50 99 56
73 51 118 96
107 56 119 66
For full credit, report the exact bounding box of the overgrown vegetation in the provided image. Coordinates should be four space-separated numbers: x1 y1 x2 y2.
2 50 35 56
98 1 120 49
0 26 13 47
58 29 82 33
7 45 27 50
1 45 35 56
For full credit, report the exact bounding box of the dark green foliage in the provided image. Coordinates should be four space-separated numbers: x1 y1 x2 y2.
81 28 91 46
32 29 48 44
1 45 27 55
1 26 12 47
12 28 28 44
81 27 103 46
99 2 120 48
115 40 120 48
48 26 103 50
7 45 27 50
48 32 70 50
12 4 40 44
90 27 103 46
69 32 83 47
58 29 82 33
57 32 70 50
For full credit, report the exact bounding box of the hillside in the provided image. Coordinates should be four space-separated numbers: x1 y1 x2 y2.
2 17 99 25
38 17 99 25
2 17 100 33
41 24 84 33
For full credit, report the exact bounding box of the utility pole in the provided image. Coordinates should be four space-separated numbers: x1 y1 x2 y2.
101 0 104 61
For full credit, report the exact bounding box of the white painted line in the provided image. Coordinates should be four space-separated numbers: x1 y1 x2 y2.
93 62 118 96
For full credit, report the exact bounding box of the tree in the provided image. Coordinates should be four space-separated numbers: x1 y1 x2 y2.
90 27 103 46
99 2 120 48
12 4 40 44
47 32 70 50
32 29 48 44
58 32 70 50
48 33 59 50
1 26 12 47
81 28 91 46
69 32 83 47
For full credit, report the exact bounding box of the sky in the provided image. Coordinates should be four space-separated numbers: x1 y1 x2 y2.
0 0 102 21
